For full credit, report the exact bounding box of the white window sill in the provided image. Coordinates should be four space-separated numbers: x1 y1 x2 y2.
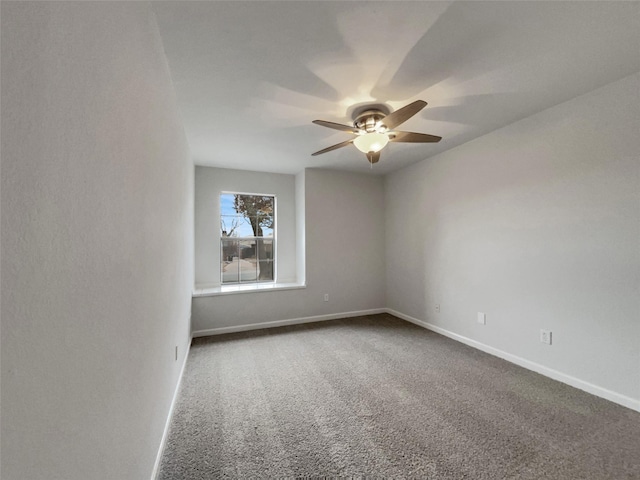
193 282 306 297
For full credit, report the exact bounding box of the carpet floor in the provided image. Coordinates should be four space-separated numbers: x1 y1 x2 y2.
159 314 640 479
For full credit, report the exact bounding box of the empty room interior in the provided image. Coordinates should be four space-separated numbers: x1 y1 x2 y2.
1 1 639 479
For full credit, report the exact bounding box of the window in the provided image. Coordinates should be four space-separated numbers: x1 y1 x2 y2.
220 193 275 284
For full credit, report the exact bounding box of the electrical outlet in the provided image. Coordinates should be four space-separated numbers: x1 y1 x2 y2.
435 304 440 313
324 293 329 302
540 329 552 345
477 312 486 325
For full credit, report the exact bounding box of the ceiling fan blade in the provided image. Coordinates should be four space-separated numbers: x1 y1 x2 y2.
380 100 427 130
390 131 442 143
312 120 360 134
366 151 380 164
311 139 354 156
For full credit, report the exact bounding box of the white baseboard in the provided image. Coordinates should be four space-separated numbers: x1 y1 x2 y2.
191 308 387 338
150 337 192 480
387 308 640 413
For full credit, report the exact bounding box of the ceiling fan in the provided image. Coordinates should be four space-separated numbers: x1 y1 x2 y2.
311 100 441 164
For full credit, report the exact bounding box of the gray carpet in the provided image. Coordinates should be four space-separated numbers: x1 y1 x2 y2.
159 314 640 479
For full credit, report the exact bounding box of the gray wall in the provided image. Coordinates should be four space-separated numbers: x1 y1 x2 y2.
194 166 297 286
1 3 194 479
385 73 640 404
295 170 306 284
192 169 385 332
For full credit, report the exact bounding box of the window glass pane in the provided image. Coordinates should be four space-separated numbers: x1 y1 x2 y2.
235 196 274 232
256 238 274 281
221 238 239 283
220 215 241 237
220 194 237 216
221 215 254 237
258 219 274 237
238 239 258 282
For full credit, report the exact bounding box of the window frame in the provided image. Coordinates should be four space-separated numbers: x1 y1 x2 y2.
219 191 277 286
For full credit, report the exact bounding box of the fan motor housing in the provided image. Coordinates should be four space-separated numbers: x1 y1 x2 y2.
353 110 387 132
352 104 392 132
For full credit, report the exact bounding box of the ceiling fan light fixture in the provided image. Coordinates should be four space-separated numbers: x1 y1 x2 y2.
353 132 389 153
311 100 438 161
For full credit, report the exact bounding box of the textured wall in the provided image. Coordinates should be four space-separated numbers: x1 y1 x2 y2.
194 166 297 286
192 169 385 332
295 171 306 284
1 3 194 479
385 73 640 404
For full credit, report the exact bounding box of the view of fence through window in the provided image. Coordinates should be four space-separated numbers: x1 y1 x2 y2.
220 193 274 284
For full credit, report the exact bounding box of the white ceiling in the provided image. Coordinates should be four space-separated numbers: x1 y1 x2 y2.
153 1 640 176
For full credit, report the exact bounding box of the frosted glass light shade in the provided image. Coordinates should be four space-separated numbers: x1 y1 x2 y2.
353 132 389 153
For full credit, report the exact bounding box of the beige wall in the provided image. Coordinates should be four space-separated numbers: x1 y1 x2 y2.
1 3 194 478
